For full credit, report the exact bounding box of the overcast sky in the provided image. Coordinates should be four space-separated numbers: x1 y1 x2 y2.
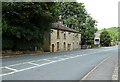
77 0 119 29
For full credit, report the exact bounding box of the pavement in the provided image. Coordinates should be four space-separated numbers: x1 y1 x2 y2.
81 52 118 80
0 46 118 80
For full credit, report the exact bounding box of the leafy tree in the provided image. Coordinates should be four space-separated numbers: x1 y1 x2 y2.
58 2 87 29
100 29 112 46
2 2 59 50
58 2 97 46
98 27 119 45
118 27 120 41
81 16 97 45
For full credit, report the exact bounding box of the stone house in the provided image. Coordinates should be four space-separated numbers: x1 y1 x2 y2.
43 22 81 52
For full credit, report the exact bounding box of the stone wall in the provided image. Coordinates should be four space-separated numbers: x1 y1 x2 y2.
50 29 81 52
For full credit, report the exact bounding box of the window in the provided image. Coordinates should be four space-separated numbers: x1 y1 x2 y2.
73 42 74 49
64 33 66 39
57 30 60 39
95 39 99 41
73 34 75 40
76 34 78 38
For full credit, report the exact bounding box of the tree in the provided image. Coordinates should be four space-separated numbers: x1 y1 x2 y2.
84 16 97 45
2 2 59 50
58 2 97 46
100 29 112 46
58 2 87 30
118 27 120 41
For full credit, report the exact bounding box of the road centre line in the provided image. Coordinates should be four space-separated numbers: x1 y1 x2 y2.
27 62 40 66
1 49 113 77
53 57 59 58
58 57 71 61
1 55 73 68
1 55 84 76
42 59 54 61
1 49 112 69
0 61 56 77
2 58 50 68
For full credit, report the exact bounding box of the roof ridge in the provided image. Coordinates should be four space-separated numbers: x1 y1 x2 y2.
52 22 79 33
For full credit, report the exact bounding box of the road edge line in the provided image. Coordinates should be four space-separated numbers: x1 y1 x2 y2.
112 64 118 80
81 56 111 80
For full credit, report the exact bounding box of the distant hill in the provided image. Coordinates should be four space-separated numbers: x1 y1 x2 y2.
98 27 119 41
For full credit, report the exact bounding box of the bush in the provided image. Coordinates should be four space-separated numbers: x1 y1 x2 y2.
2 38 14 50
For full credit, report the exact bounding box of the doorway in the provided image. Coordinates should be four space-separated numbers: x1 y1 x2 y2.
68 44 71 50
64 42 66 51
52 44 54 52
57 42 59 51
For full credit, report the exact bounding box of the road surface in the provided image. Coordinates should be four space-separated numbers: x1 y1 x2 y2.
1 46 118 80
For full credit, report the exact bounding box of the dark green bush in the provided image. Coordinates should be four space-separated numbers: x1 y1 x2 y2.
2 38 13 50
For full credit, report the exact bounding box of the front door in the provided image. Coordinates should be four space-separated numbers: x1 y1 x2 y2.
57 42 59 51
52 44 54 52
64 42 66 51
68 44 71 50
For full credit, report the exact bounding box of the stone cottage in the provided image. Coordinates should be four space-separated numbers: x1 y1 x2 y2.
43 22 81 52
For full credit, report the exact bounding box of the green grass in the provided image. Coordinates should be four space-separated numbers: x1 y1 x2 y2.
98 27 118 41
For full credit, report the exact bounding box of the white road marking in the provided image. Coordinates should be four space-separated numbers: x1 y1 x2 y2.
4 63 25 68
4 67 18 71
2 49 112 68
53 57 58 58
3 59 45 68
2 49 112 69
1 49 113 77
112 64 118 80
81 55 111 80
0 61 56 77
42 59 53 61
27 62 40 66
0 71 18 77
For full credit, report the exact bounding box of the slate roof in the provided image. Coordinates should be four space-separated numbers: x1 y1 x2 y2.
52 22 79 33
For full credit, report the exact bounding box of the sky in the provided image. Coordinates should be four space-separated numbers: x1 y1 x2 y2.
77 0 119 29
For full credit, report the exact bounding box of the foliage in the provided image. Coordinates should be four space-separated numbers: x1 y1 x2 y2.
2 2 98 50
118 27 120 41
2 2 59 50
100 29 112 46
58 2 98 45
98 27 119 42
59 2 87 29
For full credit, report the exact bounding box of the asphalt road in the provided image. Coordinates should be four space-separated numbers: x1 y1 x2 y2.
1 46 118 80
